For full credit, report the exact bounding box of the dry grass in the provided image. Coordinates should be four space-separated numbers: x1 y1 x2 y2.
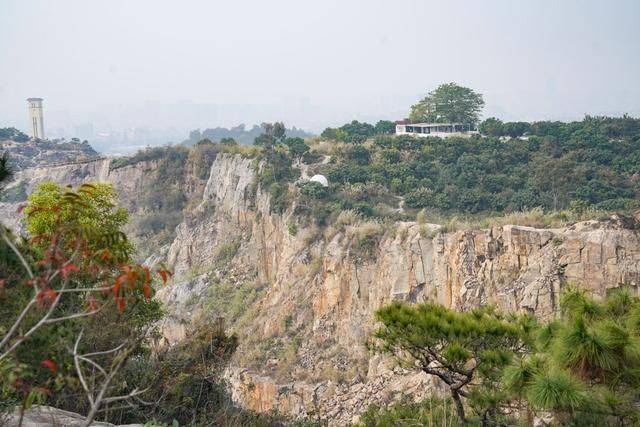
219 144 260 158
345 219 385 241
324 209 360 241
473 207 615 229
304 136 324 147
307 138 347 156
337 209 360 227
417 207 620 233
346 220 386 262
341 182 389 201
419 224 441 239
416 209 427 225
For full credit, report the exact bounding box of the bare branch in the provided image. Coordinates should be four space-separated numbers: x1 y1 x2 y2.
57 286 111 293
82 342 126 358
73 330 94 406
80 340 138 427
101 387 149 404
77 355 107 377
0 298 36 352
44 308 102 324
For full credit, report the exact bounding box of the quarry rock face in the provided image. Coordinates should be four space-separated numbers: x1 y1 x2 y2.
3 154 640 425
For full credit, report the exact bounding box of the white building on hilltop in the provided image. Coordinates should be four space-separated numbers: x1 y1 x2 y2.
395 119 477 138
27 98 45 139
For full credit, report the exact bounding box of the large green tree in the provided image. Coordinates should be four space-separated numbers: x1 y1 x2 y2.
409 83 485 125
374 120 396 135
24 182 133 262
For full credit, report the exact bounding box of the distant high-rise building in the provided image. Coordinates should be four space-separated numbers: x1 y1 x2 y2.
27 98 45 139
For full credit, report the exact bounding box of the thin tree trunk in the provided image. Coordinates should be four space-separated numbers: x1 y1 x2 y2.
451 389 466 423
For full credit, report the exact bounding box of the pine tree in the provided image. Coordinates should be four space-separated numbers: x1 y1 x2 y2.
506 288 640 425
0 152 11 187
371 302 535 423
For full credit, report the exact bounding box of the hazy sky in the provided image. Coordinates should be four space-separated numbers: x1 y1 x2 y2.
1 0 639 137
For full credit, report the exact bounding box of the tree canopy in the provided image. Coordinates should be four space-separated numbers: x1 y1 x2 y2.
409 83 485 125
321 120 393 143
504 288 640 425
24 182 133 262
320 116 640 217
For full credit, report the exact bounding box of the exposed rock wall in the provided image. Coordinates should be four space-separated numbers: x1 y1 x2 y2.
158 154 640 424
1 158 153 220
0 157 186 249
3 154 640 425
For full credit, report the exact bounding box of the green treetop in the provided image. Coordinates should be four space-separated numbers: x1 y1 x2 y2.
410 83 485 125
24 182 133 263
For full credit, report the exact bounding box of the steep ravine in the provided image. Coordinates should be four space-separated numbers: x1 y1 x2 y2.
2 155 640 425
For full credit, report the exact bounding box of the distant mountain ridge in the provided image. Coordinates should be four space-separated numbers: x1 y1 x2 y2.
183 123 313 146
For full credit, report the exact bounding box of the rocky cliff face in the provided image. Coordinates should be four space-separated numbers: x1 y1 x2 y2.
3 154 640 425
154 154 640 424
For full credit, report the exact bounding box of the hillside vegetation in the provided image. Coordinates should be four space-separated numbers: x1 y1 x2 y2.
105 114 640 231
184 123 312 146
251 115 640 230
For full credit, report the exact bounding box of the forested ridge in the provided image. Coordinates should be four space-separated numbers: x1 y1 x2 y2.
97 114 640 228
246 114 640 231
320 115 640 216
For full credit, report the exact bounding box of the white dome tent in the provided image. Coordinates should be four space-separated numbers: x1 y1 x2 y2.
309 174 329 187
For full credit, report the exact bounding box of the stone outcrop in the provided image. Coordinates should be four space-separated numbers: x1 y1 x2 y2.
3 153 640 425
0 137 100 171
2 405 141 427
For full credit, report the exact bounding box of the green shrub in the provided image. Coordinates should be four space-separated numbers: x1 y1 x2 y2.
202 278 266 323
287 220 298 236
349 222 384 263
320 116 640 218
269 183 290 214
189 140 218 179
109 146 176 170
214 238 241 267
298 181 328 199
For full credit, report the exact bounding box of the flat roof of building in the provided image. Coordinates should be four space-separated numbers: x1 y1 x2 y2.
27 97 43 101
403 122 466 126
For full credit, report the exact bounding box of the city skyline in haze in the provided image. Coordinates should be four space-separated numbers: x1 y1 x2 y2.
1 0 639 146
